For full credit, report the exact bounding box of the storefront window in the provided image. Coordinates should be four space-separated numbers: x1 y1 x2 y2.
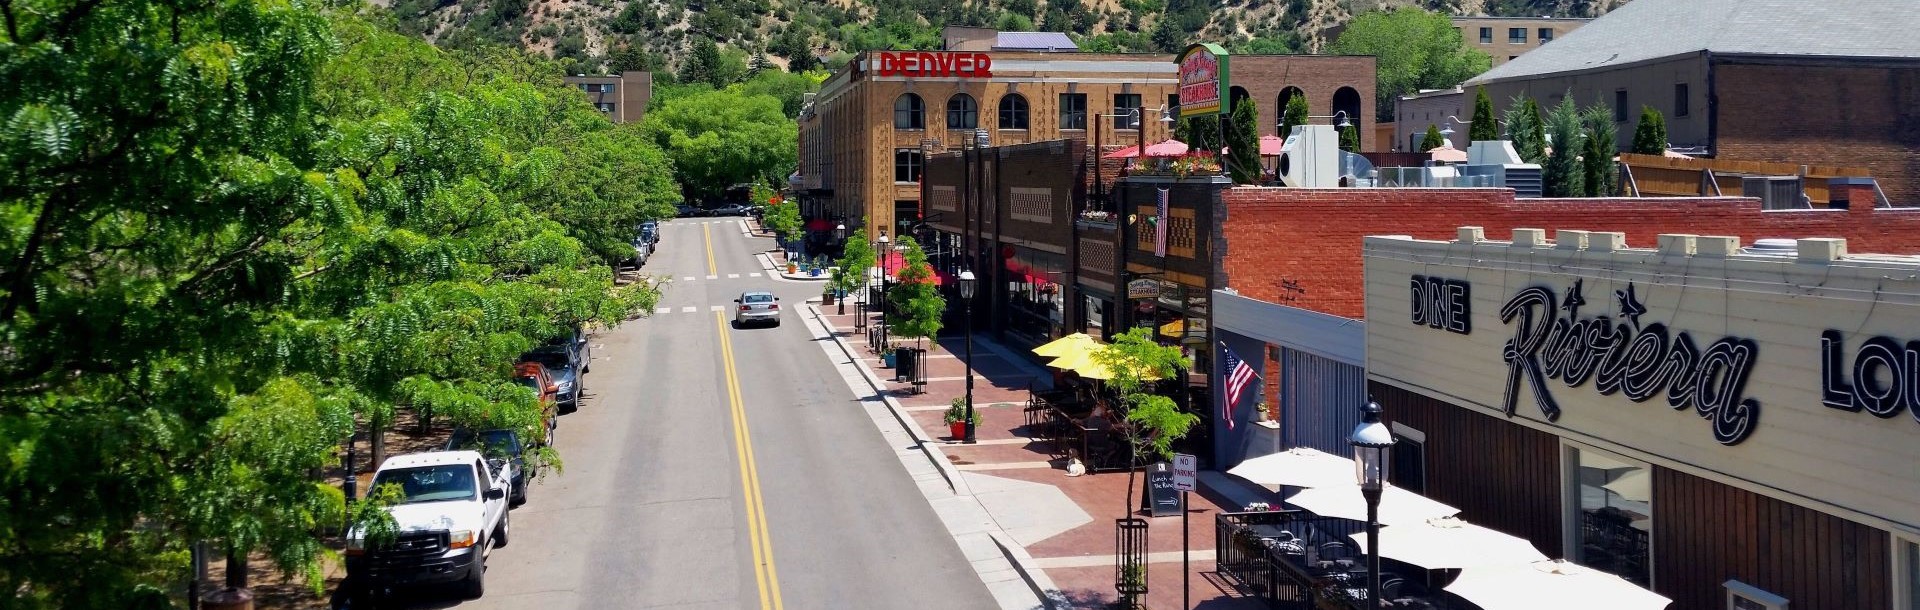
1006 274 1064 346
1906 539 1919 610
1571 446 1652 586
1083 294 1104 336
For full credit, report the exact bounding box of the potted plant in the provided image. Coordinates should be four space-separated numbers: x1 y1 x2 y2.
943 398 979 440
787 261 798 274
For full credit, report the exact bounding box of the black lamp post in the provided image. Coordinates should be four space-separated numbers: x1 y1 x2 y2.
1349 398 1393 609
958 269 978 444
871 234 889 335
834 223 848 315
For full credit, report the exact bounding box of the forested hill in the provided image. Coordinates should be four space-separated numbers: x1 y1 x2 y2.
386 0 1628 76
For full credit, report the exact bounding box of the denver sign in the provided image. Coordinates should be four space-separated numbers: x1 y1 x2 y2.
873 51 994 78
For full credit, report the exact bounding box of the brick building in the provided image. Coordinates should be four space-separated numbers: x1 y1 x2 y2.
1393 87 1466 152
794 46 1374 241
1465 0 1920 203
1449 16 1590 66
561 72 651 124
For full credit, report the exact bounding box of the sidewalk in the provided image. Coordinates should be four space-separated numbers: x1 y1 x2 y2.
811 306 1268 610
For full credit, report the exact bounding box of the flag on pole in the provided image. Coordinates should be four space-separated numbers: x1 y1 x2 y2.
1154 187 1170 258
1221 342 1258 430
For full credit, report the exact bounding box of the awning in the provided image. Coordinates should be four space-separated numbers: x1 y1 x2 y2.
1346 517 1549 569
1285 485 1461 526
1227 447 1356 490
1447 560 1673 610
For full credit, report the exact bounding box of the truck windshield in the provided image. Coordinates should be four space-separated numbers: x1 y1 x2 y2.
371 465 478 504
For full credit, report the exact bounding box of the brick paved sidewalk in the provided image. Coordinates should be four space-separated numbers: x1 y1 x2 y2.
817 309 1268 610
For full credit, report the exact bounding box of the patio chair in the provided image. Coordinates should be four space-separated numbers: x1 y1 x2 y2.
1318 541 1352 562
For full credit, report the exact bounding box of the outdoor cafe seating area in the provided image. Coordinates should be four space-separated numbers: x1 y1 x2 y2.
1216 447 1674 610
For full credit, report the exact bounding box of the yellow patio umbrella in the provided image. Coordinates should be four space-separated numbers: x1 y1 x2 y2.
1157 319 1185 339
1033 333 1099 358
1050 345 1162 381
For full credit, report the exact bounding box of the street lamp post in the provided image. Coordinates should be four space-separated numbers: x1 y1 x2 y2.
873 233 889 338
958 270 978 444
1349 398 1393 609
833 223 848 315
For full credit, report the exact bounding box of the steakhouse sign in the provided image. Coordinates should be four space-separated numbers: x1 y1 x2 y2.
1175 43 1229 118
872 51 994 79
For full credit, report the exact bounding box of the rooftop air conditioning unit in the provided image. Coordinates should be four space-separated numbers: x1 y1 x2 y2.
1277 124 1339 188
1459 140 1542 196
1743 176 1807 210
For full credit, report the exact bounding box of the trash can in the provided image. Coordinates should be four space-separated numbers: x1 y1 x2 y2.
894 347 917 382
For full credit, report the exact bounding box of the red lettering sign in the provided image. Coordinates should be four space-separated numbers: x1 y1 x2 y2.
872 52 995 79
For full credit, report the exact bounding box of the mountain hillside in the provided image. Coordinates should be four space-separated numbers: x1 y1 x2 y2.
384 0 1628 76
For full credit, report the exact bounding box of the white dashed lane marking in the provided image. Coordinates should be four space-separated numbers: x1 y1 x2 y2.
749 272 762 277
681 306 696 313
656 307 671 314
728 274 740 279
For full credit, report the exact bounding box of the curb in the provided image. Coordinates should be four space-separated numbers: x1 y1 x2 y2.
990 530 1064 609
754 252 832 283
806 304 972 497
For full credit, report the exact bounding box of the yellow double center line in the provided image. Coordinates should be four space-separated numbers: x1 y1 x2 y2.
714 311 783 610
703 223 718 276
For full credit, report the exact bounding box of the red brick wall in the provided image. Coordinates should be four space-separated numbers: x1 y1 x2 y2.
1221 186 1920 319
1715 61 1920 205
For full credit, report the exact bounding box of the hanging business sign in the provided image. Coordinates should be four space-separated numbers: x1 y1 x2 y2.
1174 43 1229 118
1127 278 1161 300
873 51 994 79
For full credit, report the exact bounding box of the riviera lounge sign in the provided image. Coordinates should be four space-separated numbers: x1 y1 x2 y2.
1499 280 1762 445
873 51 993 78
1175 43 1229 118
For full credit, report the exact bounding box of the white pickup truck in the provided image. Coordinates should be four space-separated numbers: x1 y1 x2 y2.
345 450 513 600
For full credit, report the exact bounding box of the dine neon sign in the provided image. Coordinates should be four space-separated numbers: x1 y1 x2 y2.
873 51 994 78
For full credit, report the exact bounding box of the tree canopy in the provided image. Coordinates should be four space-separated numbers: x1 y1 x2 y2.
1328 8 1492 121
643 85 798 201
0 3 668 605
885 236 944 344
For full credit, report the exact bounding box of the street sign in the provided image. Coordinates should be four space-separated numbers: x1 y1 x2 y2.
1172 453 1197 492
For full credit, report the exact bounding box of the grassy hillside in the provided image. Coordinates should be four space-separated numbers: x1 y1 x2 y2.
385 0 1627 77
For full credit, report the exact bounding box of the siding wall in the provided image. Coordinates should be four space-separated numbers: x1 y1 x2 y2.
1654 467 1891 610
1372 382 1564 557
1278 348 1366 456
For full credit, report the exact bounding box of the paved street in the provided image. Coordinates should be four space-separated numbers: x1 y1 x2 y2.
460 218 998 610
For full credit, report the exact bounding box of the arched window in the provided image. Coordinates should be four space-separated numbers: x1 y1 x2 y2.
1332 87 1363 129
947 94 979 130
1229 86 1251 113
998 94 1029 130
895 93 924 130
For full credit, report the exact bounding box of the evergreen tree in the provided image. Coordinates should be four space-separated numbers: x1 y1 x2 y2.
679 37 729 88
1504 96 1547 163
1542 97 1587 197
1176 114 1222 151
1340 123 1360 153
1469 86 1499 142
1280 94 1310 137
1582 107 1621 196
1421 125 1446 151
1226 99 1263 184
1631 106 1668 155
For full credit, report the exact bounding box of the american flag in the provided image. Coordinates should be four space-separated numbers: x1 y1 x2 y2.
1221 343 1258 430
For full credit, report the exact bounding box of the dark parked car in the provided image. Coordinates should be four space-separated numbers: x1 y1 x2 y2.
446 428 530 506
640 221 659 245
674 204 700 217
710 204 751 216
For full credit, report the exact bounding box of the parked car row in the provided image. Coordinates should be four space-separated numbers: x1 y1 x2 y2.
342 326 596 603
673 203 753 217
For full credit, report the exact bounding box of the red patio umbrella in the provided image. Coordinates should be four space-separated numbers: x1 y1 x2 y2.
1102 139 1189 158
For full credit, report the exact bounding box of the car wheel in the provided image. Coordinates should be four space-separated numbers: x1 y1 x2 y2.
513 480 528 507
494 510 510 548
463 551 486 599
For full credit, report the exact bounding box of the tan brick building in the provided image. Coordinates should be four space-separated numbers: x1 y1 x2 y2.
562 71 651 124
795 50 1374 240
1467 0 1920 204
1450 16 1590 66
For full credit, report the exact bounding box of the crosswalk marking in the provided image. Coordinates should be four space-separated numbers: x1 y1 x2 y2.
656 307 671 314
749 272 761 277
706 275 718 280
710 305 725 312
683 276 695 281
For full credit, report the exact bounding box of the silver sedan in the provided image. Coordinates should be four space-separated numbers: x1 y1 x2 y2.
733 291 780 327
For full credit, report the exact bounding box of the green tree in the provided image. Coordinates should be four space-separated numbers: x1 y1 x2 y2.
885 237 945 347
1542 97 1587 197
1340 123 1361 153
736 69 831 118
1583 106 1621 196
1091 328 1196 518
765 198 803 243
1470 86 1500 142
1176 114 1222 152
643 88 799 200
0 9 661 604
1328 8 1492 120
1280 94 1310 137
1225 98 1263 184
679 37 734 88
1631 106 1668 155
1504 96 1547 163
1421 125 1446 151
834 219 877 296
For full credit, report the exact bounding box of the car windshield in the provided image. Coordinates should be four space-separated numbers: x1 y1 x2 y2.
372 465 477 504
449 431 519 459
526 350 568 368
743 294 774 303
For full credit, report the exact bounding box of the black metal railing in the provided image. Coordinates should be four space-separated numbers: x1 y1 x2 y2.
1215 510 1374 610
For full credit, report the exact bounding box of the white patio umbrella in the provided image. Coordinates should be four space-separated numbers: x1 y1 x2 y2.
1345 517 1548 569
1284 484 1460 526
1227 447 1356 490
1447 559 1672 610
